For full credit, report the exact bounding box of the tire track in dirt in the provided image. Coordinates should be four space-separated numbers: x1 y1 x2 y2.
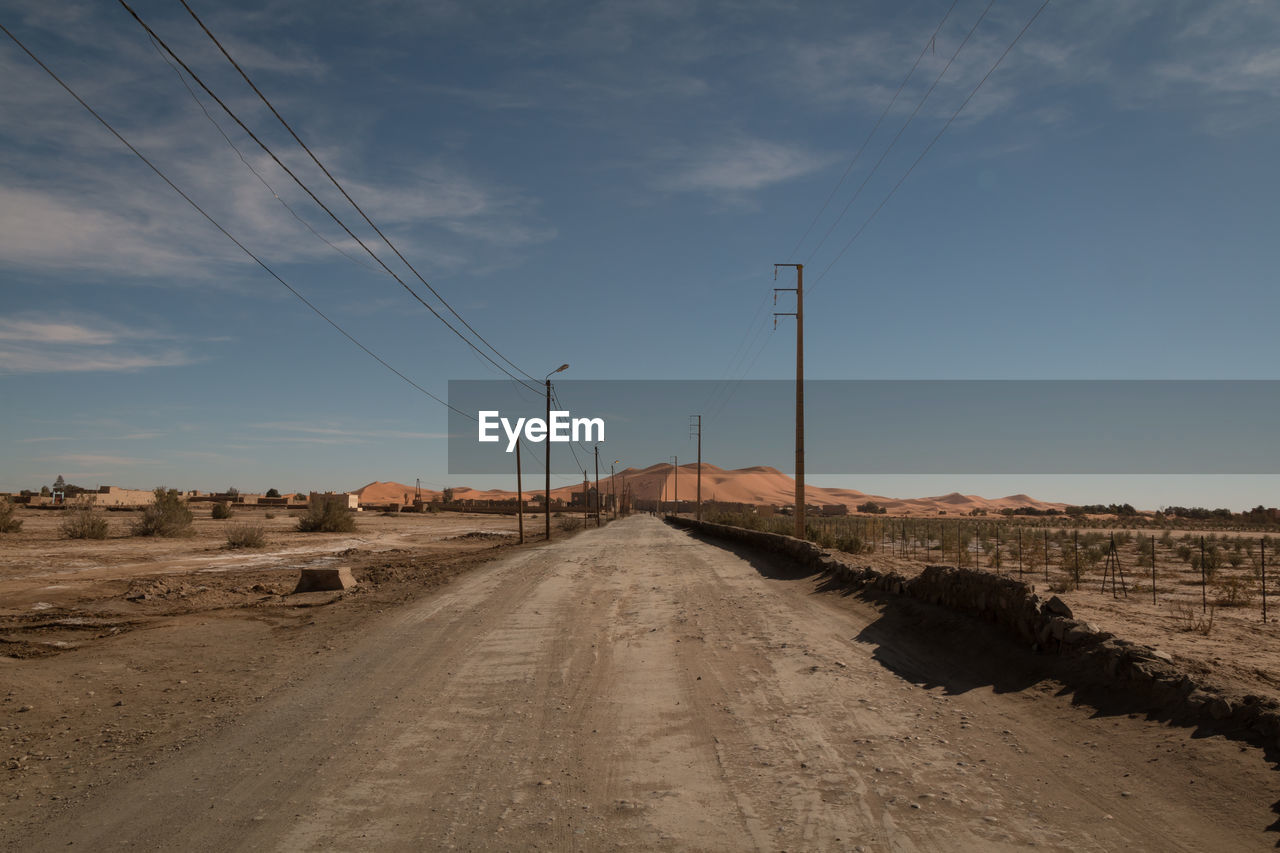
10 516 1279 851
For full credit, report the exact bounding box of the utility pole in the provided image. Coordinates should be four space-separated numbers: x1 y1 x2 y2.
515 441 524 544
594 445 601 528
583 470 590 527
611 461 619 520
774 263 804 539
671 455 678 517
690 415 702 521
544 364 569 540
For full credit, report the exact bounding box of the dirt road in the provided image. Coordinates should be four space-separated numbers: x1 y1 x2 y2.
10 517 1278 851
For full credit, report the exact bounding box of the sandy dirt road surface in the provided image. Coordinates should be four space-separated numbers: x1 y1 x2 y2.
9 516 1279 851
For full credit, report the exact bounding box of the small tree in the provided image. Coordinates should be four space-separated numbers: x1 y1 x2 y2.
211 502 234 519
265 488 281 498
0 499 22 534
132 488 194 537
61 507 109 539
442 487 455 503
297 496 356 533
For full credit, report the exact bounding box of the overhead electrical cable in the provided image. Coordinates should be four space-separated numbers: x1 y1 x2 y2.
804 0 997 266
115 0 540 395
176 0 539 386
145 34 382 274
811 0 1053 291
787 0 961 261
0 21 471 422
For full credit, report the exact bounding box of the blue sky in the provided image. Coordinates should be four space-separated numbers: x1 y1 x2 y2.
2 0 1278 509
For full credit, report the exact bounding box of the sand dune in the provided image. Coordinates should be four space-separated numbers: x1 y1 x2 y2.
353 465 1066 516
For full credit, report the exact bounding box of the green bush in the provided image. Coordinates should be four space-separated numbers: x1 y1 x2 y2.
61 507 108 539
0 499 21 534
225 523 266 549
297 497 356 533
132 488 193 537
211 501 234 520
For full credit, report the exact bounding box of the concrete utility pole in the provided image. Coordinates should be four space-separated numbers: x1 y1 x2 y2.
690 415 702 521
774 264 804 539
593 445 601 528
515 441 524 544
545 364 569 540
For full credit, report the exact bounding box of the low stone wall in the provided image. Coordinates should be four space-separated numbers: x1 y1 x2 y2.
666 516 1280 749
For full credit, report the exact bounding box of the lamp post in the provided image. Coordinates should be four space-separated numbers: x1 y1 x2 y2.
545 364 569 540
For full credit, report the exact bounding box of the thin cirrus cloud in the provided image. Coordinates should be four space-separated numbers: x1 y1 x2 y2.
658 138 832 196
250 422 450 445
0 316 195 375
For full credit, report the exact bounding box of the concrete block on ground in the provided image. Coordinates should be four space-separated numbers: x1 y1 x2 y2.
294 566 357 593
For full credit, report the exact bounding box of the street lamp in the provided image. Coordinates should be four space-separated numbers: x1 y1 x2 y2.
545 364 569 540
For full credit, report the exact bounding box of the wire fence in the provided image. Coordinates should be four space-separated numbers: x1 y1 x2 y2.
702 512 1274 623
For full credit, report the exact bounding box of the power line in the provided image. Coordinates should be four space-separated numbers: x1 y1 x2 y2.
0 21 471 423
811 0 1054 291
804 0 997 267
145 33 382 275
115 0 540 394
787 0 960 261
176 0 539 387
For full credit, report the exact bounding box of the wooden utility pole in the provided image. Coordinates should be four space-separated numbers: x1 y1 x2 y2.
594 445 601 528
610 461 619 520
583 470 589 526
670 456 678 517
544 364 569 540
691 415 702 521
774 263 804 539
545 378 552 540
515 440 524 544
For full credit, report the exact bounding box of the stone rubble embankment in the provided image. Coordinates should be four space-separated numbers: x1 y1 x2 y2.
666 516 1280 747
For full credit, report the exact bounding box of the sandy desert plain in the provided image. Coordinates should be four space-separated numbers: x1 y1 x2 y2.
2 485 1280 849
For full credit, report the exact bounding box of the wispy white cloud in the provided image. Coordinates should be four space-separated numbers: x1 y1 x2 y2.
657 137 832 195
0 315 196 374
35 453 154 467
248 422 449 444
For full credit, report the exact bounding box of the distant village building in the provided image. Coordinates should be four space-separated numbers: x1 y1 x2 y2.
310 492 359 511
70 486 157 508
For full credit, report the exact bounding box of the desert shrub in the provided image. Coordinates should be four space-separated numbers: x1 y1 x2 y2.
132 488 193 537
211 501 234 519
835 534 865 554
297 497 356 533
264 512 277 520
558 517 583 532
61 507 108 539
1172 602 1215 635
1176 544 1193 563
225 523 266 549
1214 577 1255 608
0 499 21 534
